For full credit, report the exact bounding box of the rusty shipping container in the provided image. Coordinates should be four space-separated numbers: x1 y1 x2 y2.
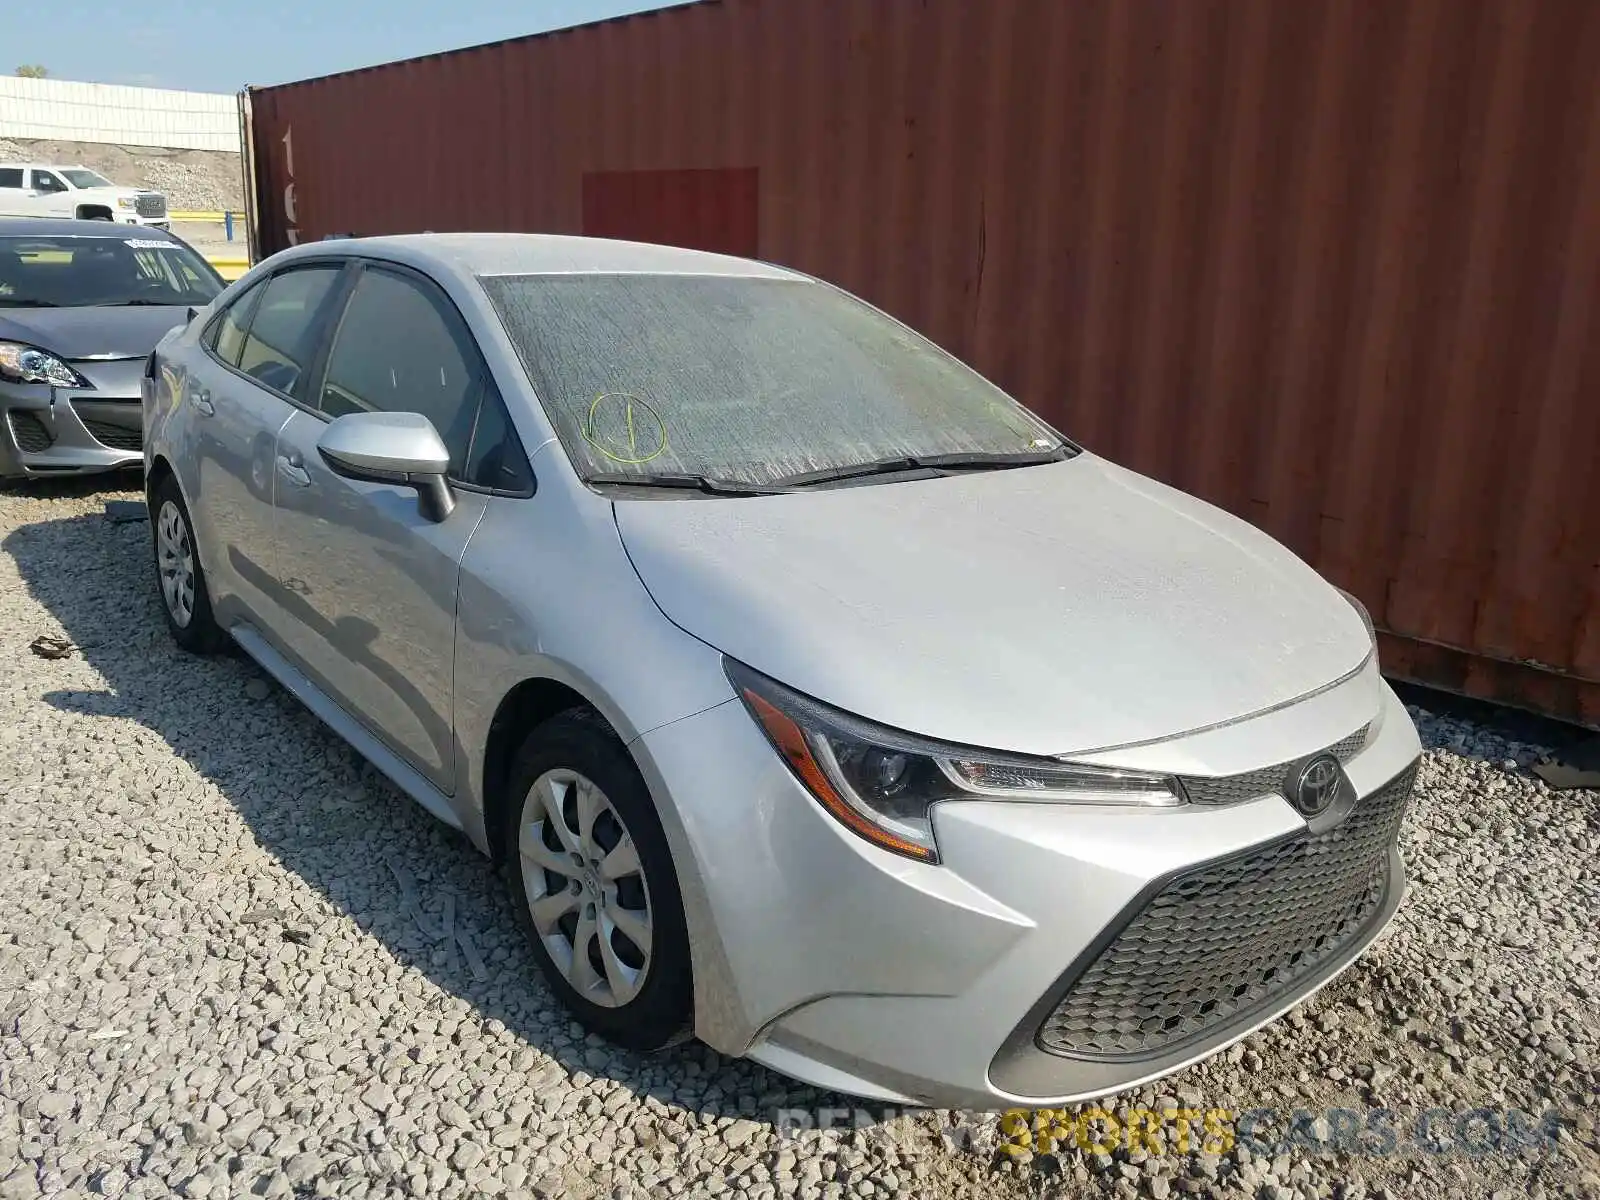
240 0 1600 727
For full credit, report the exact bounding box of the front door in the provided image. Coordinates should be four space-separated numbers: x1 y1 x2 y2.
28 170 72 218
269 263 500 792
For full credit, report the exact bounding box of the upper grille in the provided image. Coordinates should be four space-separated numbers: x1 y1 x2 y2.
8 411 54 452
135 193 166 218
1037 763 1416 1061
81 418 142 452
1181 724 1370 807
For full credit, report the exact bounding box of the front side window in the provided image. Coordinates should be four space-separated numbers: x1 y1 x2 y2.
480 274 1065 488
318 268 482 474
60 169 113 189
31 171 65 193
461 379 533 493
236 266 342 395
0 234 225 308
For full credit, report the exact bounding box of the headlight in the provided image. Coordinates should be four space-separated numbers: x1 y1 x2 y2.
117 196 136 208
726 659 1183 864
0 342 90 388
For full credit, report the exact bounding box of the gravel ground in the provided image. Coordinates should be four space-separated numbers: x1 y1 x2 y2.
0 478 1596 1200
0 139 242 212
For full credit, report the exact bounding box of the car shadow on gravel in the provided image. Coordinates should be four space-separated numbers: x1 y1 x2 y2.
4 499 925 1147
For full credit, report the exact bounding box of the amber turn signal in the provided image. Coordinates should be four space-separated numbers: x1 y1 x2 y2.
740 688 937 862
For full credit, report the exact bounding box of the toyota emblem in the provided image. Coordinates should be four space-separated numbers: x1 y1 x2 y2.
1293 755 1343 817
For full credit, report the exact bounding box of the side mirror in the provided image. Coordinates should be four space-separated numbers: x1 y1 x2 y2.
317 411 456 522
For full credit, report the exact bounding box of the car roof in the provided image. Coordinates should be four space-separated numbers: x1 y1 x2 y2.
272 232 807 282
0 216 175 239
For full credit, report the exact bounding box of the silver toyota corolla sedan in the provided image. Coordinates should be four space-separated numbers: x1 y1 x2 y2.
143 233 1422 1109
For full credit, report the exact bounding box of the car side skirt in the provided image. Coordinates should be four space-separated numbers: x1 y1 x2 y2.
229 621 465 833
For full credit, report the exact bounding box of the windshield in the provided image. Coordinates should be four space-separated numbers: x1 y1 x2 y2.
61 169 114 189
0 235 223 308
481 274 1067 488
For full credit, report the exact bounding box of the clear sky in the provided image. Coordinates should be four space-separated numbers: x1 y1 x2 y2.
18 0 686 93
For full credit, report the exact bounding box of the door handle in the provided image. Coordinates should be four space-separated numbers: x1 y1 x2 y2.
189 388 214 417
276 453 311 487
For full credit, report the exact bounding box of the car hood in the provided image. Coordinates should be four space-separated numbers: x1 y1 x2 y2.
613 453 1374 757
0 306 191 360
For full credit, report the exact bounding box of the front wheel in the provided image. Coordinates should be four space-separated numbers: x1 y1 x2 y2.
503 710 692 1051
150 475 226 654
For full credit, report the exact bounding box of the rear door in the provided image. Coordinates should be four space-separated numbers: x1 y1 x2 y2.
270 260 531 791
181 262 347 629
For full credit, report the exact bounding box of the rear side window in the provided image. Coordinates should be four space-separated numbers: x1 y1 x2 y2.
236 266 341 396
0 169 21 188
318 267 482 474
204 278 267 367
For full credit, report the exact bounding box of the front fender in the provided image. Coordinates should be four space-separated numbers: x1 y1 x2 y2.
449 486 735 847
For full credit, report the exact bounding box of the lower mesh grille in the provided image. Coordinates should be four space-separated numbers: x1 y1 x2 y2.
8 412 53 452
81 419 142 451
1037 763 1416 1060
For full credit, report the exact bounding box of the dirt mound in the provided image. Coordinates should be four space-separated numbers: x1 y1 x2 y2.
0 137 243 211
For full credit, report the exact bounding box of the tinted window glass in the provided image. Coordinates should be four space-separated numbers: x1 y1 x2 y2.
319 268 481 473
238 267 341 395
130 246 217 297
0 234 223 308
464 382 531 492
32 171 65 193
208 279 267 366
0 169 22 188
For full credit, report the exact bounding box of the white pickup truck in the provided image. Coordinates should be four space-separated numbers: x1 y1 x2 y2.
0 163 169 227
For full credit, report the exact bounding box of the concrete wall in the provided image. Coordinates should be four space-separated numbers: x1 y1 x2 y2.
0 76 238 152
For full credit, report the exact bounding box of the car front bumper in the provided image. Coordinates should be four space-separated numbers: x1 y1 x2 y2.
634 658 1422 1110
0 374 145 479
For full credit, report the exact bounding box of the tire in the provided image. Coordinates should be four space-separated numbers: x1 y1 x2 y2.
502 710 692 1051
150 475 227 654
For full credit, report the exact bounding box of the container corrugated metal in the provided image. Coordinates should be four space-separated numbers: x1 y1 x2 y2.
244 0 1600 727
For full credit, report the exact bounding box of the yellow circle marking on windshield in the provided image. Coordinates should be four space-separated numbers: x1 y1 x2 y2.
582 392 669 464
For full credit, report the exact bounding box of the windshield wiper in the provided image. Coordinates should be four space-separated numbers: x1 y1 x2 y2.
775 446 1070 488
0 298 61 308
585 471 797 496
100 298 184 307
